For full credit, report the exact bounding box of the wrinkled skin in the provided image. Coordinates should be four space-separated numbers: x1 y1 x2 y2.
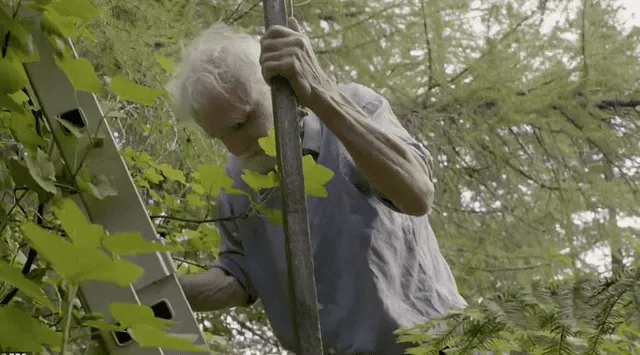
259 18 335 109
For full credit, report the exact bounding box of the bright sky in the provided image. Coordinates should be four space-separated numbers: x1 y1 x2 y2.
619 0 640 28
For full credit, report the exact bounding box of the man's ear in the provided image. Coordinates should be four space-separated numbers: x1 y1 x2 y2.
287 17 302 33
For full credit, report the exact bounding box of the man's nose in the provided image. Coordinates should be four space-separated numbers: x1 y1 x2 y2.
222 138 248 157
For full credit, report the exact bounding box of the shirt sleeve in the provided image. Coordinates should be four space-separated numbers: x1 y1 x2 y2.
210 192 260 306
338 83 436 212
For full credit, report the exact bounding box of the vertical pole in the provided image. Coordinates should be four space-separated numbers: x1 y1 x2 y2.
261 1 324 355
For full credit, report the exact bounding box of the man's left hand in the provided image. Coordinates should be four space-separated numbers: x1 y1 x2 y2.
259 17 335 108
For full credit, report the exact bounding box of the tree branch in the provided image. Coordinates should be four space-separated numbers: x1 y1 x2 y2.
228 312 281 349
172 257 208 270
470 262 551 272
149 213 250 224
420 0 436 90
596 99 640 110
428 10 537 91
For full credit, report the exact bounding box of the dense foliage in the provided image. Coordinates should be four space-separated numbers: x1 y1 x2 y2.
1 0 639 354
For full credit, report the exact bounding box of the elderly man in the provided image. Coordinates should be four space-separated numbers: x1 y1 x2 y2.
168 18 466 355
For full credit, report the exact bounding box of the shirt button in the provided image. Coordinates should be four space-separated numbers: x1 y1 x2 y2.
327 348 336 354
318 303 323 310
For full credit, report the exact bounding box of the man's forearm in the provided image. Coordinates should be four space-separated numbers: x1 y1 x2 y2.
308 87 434 216
179 268 250 312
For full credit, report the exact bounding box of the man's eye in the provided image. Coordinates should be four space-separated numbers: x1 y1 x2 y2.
232 113 251 131
232 121 246 131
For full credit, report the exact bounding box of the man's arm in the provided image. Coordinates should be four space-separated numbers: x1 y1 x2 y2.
180 190 259 312
259 21 433 216
307 87 435 216
179 268 249 312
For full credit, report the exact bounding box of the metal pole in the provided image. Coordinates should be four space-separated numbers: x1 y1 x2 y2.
261 2 324 354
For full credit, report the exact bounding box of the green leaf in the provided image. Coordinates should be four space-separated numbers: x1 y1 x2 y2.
302 155 335 198
99 100 126 118
7 158 54 203
190 183 205 195
0 306 62 352
108 76 164 106
102 232 178 256
155 55 176 74
41 8 79 38
101 258 145 286
199 225 221 253
82 319 127 332
110 303 178 329
0 57 28 95
0 162 15 190
255 205 283 225
129 325 209 353
55 116 85 137
196 165 234 196
70 250 143 287
11 90 29 103
186 233 204 249
52 198 104 249
20 222 92 276
25 148 57 194
186 193 206 207
241 170 279 191
9 112 48 150
51 0 100 22
55 55 103 93
164 194 179 208
0 9 32 44
89 173 117 198
143 167 164 184
205 332 231 347
0 12 38 61
258 128 277 157
0 91 29 114
20 223 143 286
25 2 49 13
0 260 55 310
158 164 186 184
76 169 118 200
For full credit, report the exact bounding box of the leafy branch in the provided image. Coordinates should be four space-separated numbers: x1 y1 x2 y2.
397 268 640 354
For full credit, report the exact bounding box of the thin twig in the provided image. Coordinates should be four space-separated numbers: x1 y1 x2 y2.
149 213 250 224
470 263 551 272
172 257 208 270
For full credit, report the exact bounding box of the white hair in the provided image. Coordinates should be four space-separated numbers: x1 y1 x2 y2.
166 22 262 123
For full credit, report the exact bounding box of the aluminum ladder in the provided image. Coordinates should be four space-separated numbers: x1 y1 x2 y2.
19 6 210 355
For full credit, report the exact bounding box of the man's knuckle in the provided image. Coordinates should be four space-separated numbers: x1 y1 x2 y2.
292 36 305 48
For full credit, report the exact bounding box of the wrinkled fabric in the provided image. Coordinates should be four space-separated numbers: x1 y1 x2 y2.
212 82 467 355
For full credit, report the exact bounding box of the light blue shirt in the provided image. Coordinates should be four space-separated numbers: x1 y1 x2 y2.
212 83 467 354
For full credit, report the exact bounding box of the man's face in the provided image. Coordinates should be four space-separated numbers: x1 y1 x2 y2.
198 76 277 174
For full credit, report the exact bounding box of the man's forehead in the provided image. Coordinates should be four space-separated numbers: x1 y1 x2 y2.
203 83 253 118
200 101 250 137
